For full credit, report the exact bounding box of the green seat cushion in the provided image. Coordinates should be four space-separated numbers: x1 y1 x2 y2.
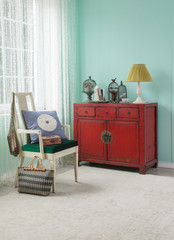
22 139 78 154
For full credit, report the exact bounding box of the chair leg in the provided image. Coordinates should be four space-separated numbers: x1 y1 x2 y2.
50 159 56 193
73 152 78 182
14 156 24 188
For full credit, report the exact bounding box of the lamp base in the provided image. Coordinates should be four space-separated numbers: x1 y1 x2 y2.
133 82 146 104
133 96 146 104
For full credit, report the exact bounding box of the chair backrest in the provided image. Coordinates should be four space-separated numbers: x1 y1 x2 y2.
13 92 36 145
13 92 70 147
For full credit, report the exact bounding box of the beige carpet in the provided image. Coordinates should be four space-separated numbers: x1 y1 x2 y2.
0 163 174 240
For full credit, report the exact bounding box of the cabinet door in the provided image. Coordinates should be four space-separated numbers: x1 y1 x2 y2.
78 119 107 160
108 121 139 164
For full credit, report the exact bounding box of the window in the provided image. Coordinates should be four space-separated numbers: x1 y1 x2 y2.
0 0 77 178
0 0 37 112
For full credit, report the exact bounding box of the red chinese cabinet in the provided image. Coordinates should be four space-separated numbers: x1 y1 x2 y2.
74 103 158 174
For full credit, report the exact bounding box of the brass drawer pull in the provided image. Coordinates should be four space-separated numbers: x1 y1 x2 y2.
85 110 88 113
101 131 113 144
105 111 108 114
127 111 131 115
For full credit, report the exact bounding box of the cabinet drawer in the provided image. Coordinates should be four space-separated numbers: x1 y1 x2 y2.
118 107 139 119
77 107 95 117
97 107 116 118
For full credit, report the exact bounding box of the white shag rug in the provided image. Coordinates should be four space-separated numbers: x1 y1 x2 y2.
0 163 174 240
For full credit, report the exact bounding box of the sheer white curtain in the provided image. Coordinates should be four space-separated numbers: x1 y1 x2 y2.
0 0 77 181
37 0 77 127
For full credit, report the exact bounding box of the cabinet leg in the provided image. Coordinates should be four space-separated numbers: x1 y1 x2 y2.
152 162 158 168
139 165 146 174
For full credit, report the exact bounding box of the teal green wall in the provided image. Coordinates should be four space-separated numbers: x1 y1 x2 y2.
77 0 174 163
172 0 174 164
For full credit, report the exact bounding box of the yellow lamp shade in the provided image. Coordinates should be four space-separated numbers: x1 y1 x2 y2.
126 64 152 104
126 64 152 82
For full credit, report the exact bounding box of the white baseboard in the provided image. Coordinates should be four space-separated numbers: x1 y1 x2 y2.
158 162 174 169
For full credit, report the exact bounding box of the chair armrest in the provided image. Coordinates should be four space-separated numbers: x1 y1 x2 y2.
61 124 70 140
17 129 45 158
17 129 41 134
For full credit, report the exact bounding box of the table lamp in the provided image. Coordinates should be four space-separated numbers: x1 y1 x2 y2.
126 64 152 104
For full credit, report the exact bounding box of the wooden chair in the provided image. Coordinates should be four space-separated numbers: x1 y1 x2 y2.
13 92 78 193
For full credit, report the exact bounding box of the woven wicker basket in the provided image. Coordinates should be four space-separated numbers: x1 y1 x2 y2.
18 157 53 196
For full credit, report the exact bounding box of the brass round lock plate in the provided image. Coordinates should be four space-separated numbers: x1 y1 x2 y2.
101 131 113 144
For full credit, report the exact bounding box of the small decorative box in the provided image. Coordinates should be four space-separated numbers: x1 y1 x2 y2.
42 135 61 145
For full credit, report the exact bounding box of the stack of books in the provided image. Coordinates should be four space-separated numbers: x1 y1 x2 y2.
42 135 61 145
95 88 105 101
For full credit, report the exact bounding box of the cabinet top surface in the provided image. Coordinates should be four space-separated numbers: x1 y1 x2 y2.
74 102 158 107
